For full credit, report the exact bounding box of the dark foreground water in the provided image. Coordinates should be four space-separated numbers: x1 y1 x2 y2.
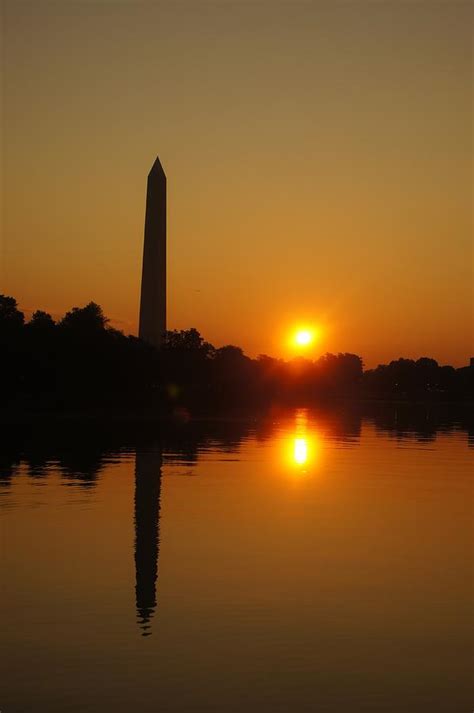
1 407 472 713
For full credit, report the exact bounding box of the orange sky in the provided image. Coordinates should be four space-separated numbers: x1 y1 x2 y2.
1 1 472 367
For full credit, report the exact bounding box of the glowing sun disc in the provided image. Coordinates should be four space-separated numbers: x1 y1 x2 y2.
294 329 313 346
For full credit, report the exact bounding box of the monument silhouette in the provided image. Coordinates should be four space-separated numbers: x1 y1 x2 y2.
139 157 166 348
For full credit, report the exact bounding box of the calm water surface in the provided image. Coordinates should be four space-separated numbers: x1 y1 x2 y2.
1 408 472 712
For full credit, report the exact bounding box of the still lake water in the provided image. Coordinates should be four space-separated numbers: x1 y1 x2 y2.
1 407 472 713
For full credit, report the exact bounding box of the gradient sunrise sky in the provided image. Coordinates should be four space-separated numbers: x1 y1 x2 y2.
1 0 472 367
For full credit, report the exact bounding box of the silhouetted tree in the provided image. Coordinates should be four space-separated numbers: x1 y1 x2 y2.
60 302 108 333
0 296 27 402
212 345 257 403
0 295 24 333
29 310 56 331
163 328 214 356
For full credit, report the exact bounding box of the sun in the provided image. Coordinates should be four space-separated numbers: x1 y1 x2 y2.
295 329 312 346
294 328 316 347
286 324 321 354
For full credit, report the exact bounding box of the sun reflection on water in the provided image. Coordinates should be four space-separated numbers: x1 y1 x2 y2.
293 438 308 465
284 409 321 474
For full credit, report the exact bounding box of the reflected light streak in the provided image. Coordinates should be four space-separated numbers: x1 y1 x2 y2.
283 409 321 473
293 437 308 465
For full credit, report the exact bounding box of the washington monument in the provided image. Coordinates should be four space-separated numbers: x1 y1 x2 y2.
139 156 166 348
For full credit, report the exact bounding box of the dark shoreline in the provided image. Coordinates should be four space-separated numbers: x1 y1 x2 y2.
1 397 472 428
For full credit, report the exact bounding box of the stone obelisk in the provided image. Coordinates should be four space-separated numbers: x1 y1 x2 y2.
139 156 166 348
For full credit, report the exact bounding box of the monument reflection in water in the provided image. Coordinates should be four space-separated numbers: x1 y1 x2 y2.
134 449 162 636
132 410 323 638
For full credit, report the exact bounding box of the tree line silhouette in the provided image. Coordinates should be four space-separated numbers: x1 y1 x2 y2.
1 295 472 412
